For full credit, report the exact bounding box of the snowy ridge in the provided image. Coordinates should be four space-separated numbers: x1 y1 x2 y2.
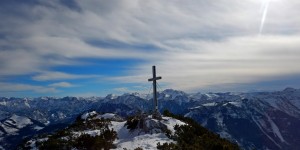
0 114 47 149
112 118 177 149
186 92 300 150
202 102 217 107
24 112 186 150
1 88 300 149
0 115 33 135
9 114 33 129
112 115 185 149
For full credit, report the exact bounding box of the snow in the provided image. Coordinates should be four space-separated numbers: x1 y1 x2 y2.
189 106 202 109
81 111 97 120
0 100 6 106
73 130 102 137
111 121 175 150
70 118 180 150
0 89 299 150
97 113 116 119
1 114 33 135
214 113 224 127
188 92 202 100
251 115 282 149
4 119 14 125
162 89 187 101
218 131 233 140
106 94 118 100
0 145 4 150
115 133 172 150
132 93 149 99
202 102 217 107
265 114 286 143
28 138 48 150
160 117 186 134
204 94 213 98
24 101 31 108
45 121 50 126
33 126 44 131
1 123 18 134
228 101 242 107
261 97 278 109
10 114 33 128
82 115 184 150
204 93 219 100
257 118 267 129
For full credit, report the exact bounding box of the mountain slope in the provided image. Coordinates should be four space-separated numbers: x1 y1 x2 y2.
20 111 238 150
1 88 300 149
0 115 46 149
185 97 300 150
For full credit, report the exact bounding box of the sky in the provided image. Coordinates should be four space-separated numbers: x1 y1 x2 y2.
1 0 300 97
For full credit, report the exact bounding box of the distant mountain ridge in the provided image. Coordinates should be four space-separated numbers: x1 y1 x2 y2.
1 88 300 149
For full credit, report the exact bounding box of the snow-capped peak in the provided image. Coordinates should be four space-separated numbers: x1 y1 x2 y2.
105 94 118 100
81 111 97 120
112 114 185 149
6 114 33 129
0 115 33 135
283 87 296 93
160 89 189 103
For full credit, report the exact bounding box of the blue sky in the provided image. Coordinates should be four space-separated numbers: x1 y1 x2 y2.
1 0 300 97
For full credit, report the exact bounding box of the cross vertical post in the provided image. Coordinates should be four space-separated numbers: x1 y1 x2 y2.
148 66 162 119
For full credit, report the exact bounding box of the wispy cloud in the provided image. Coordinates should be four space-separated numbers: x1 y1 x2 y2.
113 86 150 95
0 82 57 93
110 35 300 92
0 0 300 95
32 72 100 81
49 82 74 88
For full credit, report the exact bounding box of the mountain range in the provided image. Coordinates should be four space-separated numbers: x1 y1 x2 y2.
1 88 300 149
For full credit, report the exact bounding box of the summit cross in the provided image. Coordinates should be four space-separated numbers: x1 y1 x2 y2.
148 66 162 119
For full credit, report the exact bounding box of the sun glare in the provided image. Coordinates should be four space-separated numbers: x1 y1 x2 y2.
259 0 271 34
259 0 285 34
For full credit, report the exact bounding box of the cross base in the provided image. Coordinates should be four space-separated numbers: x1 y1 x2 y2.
152 110 162 120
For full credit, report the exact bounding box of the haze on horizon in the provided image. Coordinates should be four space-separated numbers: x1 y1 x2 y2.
0 0 300 97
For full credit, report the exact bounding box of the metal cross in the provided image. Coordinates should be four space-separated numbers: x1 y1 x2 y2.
148 66 162 116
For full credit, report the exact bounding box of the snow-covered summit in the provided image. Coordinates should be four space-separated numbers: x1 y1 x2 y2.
161 89 187 99
106 94 119 100
283 87 297 93
113 115 185 149
23 111 186 150
81 111 124 122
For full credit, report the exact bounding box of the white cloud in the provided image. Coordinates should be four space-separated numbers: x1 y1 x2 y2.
32 71 100 81
0 82 57 93
110 35 300 92
113 86 150 94
1 0 300 93
113 87 131 93
49 82 74 88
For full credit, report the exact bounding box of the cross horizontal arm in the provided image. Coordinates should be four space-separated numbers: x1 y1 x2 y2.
148 76 162 82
